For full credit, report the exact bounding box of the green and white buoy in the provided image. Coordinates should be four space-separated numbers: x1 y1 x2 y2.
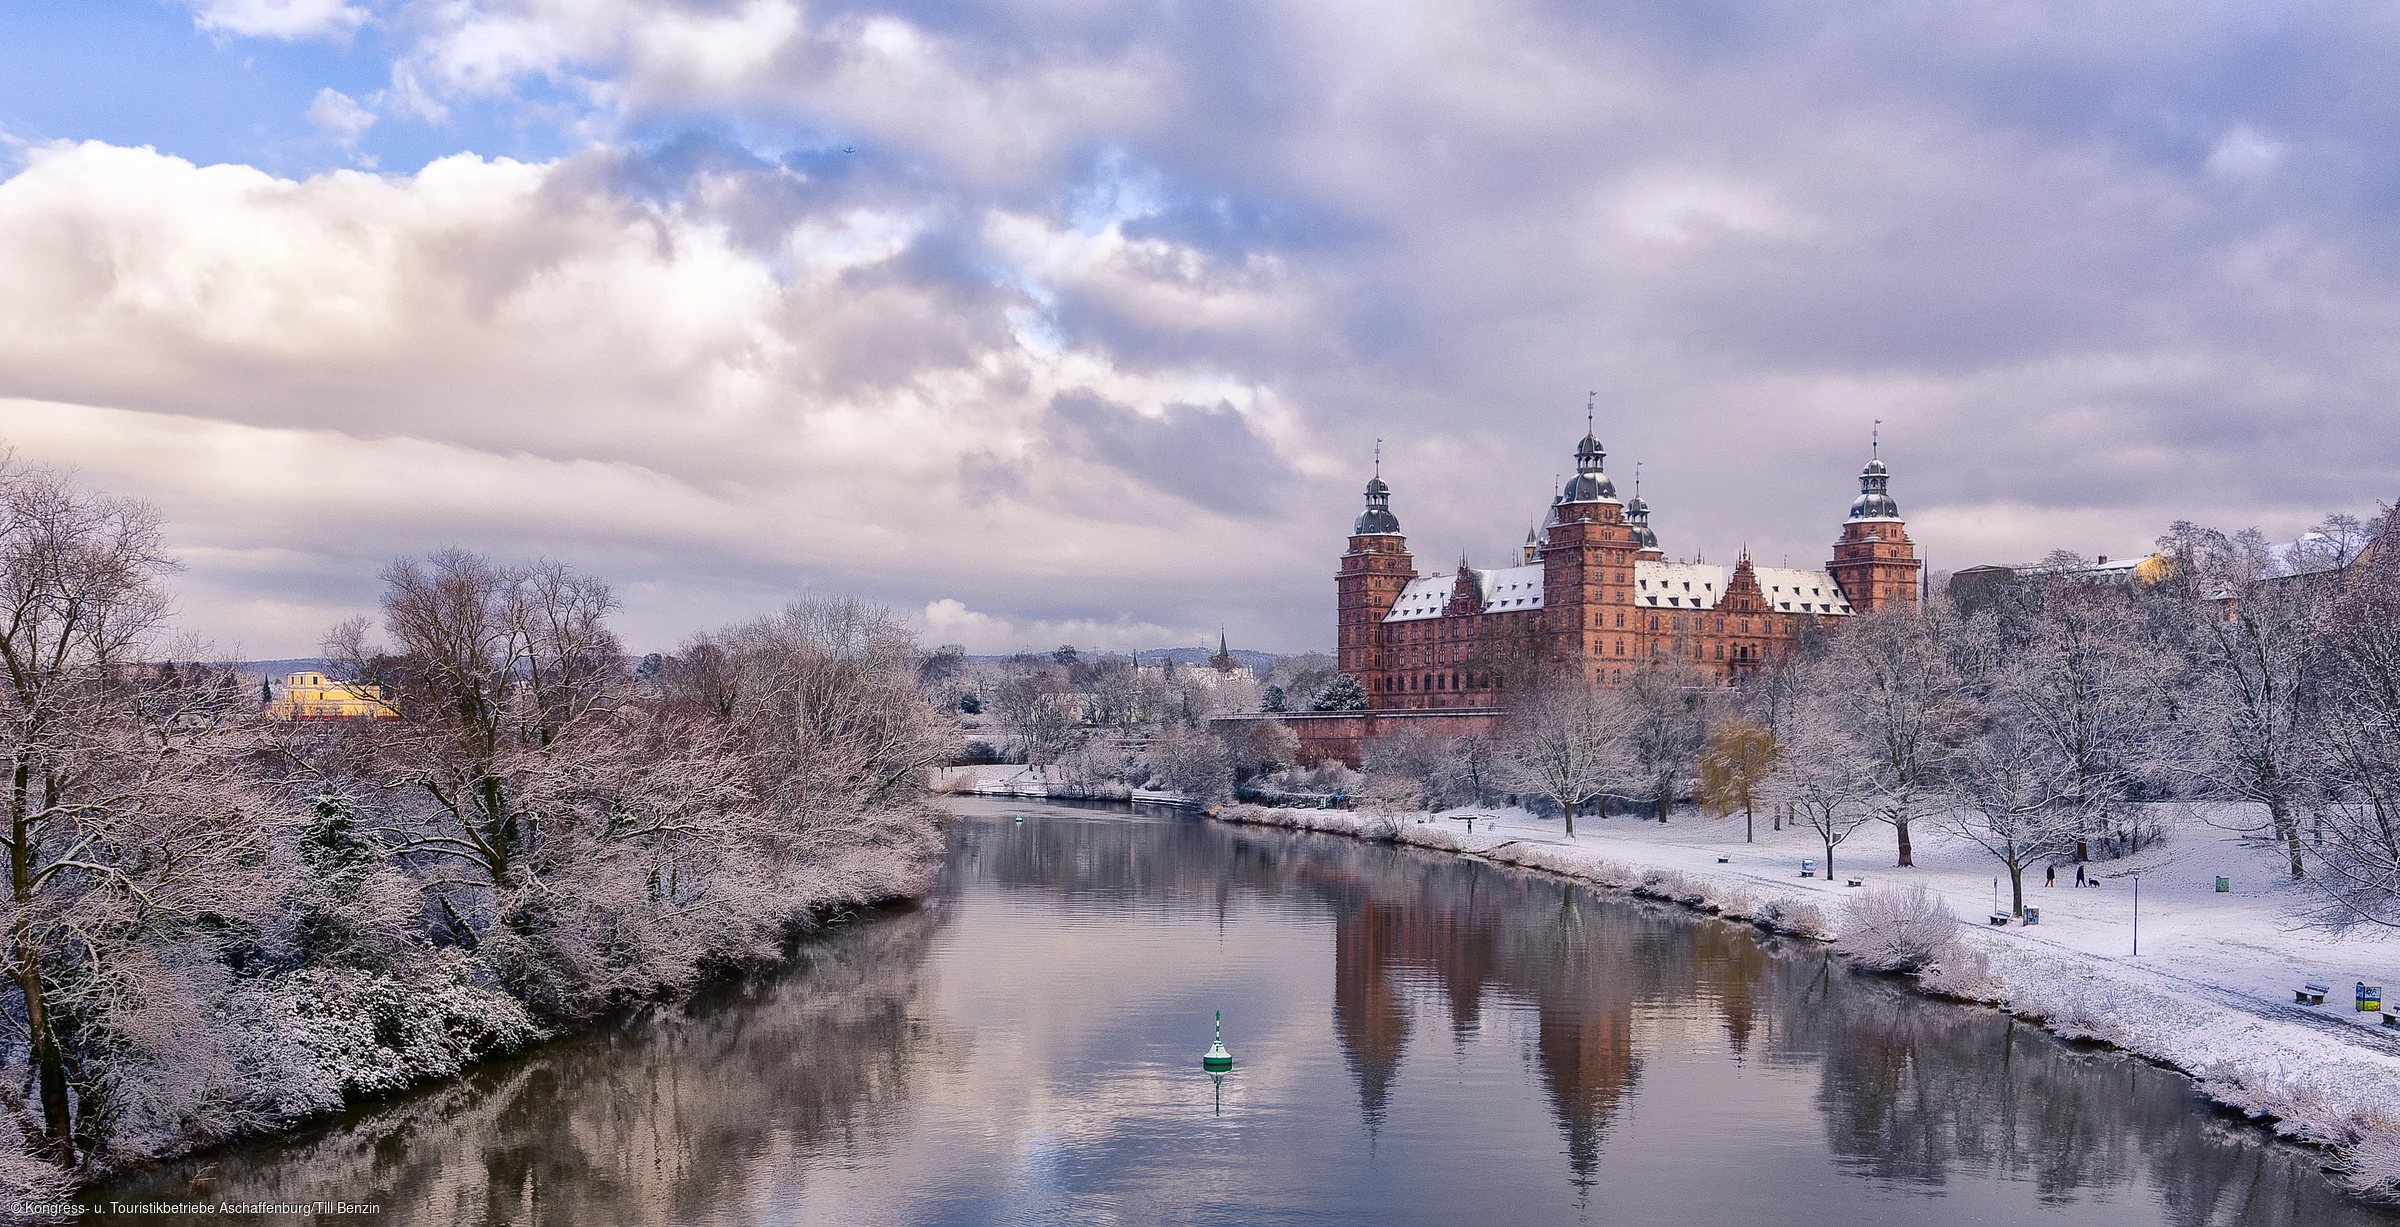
1201 1010 1234 1072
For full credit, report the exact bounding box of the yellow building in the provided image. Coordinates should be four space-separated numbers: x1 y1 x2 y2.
267 671 394 720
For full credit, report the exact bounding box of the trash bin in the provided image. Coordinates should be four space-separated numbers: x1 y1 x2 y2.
2361 983 2384 1012
2023 906 2039 926
2215 876 2229 893
1801 859 1815 878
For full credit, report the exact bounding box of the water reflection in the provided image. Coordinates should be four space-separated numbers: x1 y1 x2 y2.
94 803 2391 1226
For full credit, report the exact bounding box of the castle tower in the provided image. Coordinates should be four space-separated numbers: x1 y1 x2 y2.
1540 426 1637 680
1826 440 1923 614
1338 468 1414 698
1625 466 1665 563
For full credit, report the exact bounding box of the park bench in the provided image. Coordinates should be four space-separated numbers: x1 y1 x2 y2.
1716 855 1731 863
1845 876 1865 887
1988 912 2010 926
2297 982 2330 1006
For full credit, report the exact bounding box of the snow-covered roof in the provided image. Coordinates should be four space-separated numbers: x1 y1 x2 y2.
1477 564 1546 613
1384 561 1854 620
1382 565 1546 622
1382 575 1455 622
1634 562 1727 609
1753 567 1853 616
1628 562 1854 616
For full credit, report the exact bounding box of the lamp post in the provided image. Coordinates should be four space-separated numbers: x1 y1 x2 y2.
2132 875 2140 957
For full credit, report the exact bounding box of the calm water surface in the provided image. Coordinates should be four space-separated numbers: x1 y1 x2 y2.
96 801 2392 1225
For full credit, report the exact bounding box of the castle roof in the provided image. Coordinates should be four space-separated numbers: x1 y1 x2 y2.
1632 562 1854 616
1382 564 1546 622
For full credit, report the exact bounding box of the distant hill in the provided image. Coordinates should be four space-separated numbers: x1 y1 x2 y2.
966 647 1287 670
208 658 330 678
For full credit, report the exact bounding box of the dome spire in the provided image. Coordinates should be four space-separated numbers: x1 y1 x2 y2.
1561 400 1619 503
1354 444 1401 535
1847 429 1901 521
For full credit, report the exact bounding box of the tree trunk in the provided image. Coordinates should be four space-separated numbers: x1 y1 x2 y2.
1824 838 1836 881
1656 782 1668 824
1563 797 1575 838
2268 795 2304 879
1745 802 1753 844
10 759 71 1162
1893 814 1914 867
2009 865 2026 917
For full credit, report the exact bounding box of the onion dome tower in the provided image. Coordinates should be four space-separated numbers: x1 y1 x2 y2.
1541 398 1638 673
1337 443 1414 702
1848 456 1901 521
1355 474 1401 535
1559 431 1620 505
1625 464 1664 561
1826 425 1922 614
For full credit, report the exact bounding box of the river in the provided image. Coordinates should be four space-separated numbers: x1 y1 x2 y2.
90 798 2391 1224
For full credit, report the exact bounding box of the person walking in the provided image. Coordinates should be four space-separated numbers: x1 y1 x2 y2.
2075 863 2087 888
2046 863 2055 887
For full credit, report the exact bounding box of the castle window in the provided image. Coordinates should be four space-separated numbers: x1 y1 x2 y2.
1615 612 1624 627
1615 640 1625 655
1714 644 1724 659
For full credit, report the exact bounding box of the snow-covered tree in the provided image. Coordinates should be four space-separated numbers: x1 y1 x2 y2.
2162 523 2323 879
1765 697 1877 881
2296 534 2400 929
1989 584 2163 861
1826 602 1976 868
1940 717 2080 917
1310 673 1368 712
1501 681 1630 836
1623 661 1714 822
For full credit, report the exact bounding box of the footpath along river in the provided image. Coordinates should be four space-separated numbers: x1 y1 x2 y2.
90 798 2394 1225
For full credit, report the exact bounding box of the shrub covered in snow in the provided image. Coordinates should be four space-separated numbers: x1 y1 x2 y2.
1837 886 1961 972
1394 823 1463 852
1914 943 1997 999
264 954 544 1103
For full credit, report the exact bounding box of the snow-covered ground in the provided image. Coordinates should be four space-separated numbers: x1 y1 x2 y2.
1215 798 2400 1190
933 764 1184 805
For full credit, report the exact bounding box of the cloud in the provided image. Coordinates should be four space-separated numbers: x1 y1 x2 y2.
0 140 1323 652
2205 125 2283 179
306 88 377 147
915 598 1190 655
183 0 368 41
9 2 2400 657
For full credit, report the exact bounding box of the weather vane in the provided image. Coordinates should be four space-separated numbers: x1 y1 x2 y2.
1586 391 1596 435
1872 418 1881 459
1374 437 1382 478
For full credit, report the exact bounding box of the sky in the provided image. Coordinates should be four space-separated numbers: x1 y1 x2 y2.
1 1 2395 658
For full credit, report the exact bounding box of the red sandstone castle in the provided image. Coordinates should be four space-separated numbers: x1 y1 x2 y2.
1334 428 1922 712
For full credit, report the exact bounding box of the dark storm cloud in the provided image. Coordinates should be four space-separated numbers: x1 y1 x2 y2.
1045 391 1294 520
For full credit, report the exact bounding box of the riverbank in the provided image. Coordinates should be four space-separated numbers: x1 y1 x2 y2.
22 810 947 1224
1212 800 2400 1200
